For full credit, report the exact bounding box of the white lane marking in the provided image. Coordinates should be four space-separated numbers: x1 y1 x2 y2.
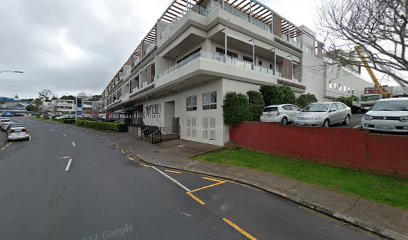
354 125 362 129
49 129 55 132
65 159 73 172
1 142 12 151
151 166 191 192
62 133 67 137
72 141 76 147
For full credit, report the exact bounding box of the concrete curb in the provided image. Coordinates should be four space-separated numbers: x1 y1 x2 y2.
62 124 407 240
106 143 405 240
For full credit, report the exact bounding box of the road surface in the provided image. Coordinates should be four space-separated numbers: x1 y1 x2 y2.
0 117 380 240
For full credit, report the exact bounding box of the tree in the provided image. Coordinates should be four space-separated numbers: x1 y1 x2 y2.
77 92 87 99
247 90 264 121
318 0 408 86
14 94 19 99
38 89 54 101
260 85 296 106
223 92 250 127
90 95 102 101
61 95 75 100
26 104 38 112
297 93 318 108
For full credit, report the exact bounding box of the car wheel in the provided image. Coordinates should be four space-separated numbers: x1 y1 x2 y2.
281 117 288 126
343 115 350 125
323 119 330 128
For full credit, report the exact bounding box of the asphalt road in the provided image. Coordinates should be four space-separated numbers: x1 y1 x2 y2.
0 117 380 240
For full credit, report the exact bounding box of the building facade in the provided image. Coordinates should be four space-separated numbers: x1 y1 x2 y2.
101 0 372 146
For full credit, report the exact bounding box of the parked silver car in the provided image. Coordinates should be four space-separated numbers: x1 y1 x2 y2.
294 102 351 127
362 97 408 132
260 104 301 125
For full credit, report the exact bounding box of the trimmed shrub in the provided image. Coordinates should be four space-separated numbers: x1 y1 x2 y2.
297 93 318 108
76 120 126 132
63 119 75 124
247 90 264 121
223 92 250 127
260 85 296 106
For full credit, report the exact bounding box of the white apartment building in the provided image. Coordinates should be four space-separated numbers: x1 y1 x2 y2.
51 99 95 116
101 0 372 146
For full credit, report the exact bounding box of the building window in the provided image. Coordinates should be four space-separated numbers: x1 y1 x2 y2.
329 81 333 88
186 95 197 111
243 55 253 63
269 63 273 69
215 47 238 58
258 60 262 66
202 91 217 110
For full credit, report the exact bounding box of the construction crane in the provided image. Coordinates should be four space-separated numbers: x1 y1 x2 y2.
355 46 391 98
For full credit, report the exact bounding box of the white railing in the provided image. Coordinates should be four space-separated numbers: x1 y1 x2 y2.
156 50 299 81
222 5 302 49
159 5 208 40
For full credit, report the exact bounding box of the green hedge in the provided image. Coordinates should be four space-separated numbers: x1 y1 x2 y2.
63 119 75 124
76 120 127 132
223 92 250 127
297 93 318 108
247 90 265 121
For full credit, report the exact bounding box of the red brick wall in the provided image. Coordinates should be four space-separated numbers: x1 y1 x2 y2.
230 122 408 178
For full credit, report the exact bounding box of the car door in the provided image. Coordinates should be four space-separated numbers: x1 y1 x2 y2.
336 103 347 122
288 105 300 121
281 105 291 120
328 104 339 123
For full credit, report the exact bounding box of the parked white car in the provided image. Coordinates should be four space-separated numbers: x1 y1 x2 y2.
294 102 351 127
362 97 408 132
0 118 11 126
260 104 301 125
7 127 30 141
1 121 15 131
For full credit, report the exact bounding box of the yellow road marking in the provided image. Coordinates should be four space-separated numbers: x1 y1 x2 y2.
128 156 134 161
190 181 226 193
186 192 205 205
223 218 257 240
202 177 223 183
165 169 182 174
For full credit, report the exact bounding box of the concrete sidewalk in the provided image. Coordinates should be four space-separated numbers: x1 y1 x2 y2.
80 128 408 240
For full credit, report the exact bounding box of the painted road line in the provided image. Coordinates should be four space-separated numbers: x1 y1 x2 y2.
223 218 257 240
1 142 12 151
141 164 150 167
72 141 76 147
189 181 227 193
62 133 67 137
186 192 205 205
165 169 182 174
128 156 134 161
202 177 223 183
354 125 362 129
59 156 71 159
49 129 55 132
151 166 191 192
65 159 73 172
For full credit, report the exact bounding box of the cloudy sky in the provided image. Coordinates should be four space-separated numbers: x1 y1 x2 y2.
0 0 321 99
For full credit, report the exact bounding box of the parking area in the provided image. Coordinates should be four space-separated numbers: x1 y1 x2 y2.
336 113 363 128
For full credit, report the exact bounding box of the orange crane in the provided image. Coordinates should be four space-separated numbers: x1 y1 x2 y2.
355 46 391 98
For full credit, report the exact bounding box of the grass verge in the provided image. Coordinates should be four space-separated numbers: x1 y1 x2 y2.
194 148 408 210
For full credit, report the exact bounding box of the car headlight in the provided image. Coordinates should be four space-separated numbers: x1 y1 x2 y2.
313 116 322 120
401 116 408 122
364 114 372 120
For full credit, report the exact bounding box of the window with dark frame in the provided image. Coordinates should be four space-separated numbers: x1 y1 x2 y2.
215 47 238 58
202 91 217 110
186 95 197 111
243 55 253 63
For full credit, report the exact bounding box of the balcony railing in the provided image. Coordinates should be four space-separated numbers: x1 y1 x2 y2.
222 5 302 49
156 50 301 82
159 5 208 40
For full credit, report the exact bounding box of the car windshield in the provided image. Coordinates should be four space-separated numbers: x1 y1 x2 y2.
303 104 329 112
371 100 408 111
362 95 381 101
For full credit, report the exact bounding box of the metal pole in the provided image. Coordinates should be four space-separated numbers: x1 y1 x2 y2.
0 70 23 74
274 50 277 76
224 27 228 63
